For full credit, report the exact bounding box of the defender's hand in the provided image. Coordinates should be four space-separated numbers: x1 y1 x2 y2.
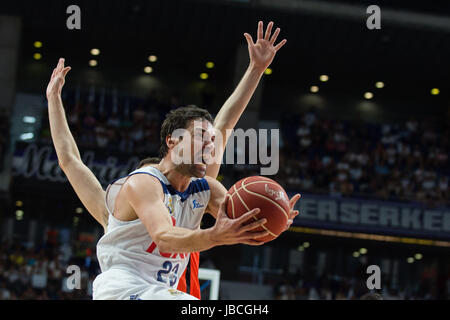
284 193 301 231
46 58 71 99
244 21 287 72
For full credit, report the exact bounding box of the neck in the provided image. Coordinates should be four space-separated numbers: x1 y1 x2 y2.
156 157 191 192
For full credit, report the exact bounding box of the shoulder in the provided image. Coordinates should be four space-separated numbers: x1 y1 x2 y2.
129 165 162 179
204 176 227 197
126 171 162 185
123 173 165 200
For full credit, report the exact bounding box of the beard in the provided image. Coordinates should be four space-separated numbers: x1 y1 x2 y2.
189 163 207 178
174 147 212 178
176 162 207 178
190 149 212 178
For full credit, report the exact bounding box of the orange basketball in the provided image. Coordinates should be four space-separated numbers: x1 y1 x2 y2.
226 176 290 243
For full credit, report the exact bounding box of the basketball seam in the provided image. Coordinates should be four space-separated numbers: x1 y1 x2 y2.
227 194 235 219
231 180 283 197
233 182 277 238
251 216 277 237
233 183 250 212
239 180 289 220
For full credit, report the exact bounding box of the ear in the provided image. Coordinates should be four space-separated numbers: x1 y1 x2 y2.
166 134 175 151
166 134 183 151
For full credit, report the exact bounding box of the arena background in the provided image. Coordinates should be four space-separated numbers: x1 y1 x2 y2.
0 0 449 300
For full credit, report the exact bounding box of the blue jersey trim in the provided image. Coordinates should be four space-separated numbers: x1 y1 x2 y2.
166 178 210 202
109 172 210 202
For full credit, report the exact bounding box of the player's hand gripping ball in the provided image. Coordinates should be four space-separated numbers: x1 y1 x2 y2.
226 176 291 243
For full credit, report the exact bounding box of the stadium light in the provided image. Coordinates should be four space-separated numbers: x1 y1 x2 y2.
364 92 373 99
34 41 43 48
89 59 98 67
23 116 36 124
90 48 100 56
319 75 329 82
144 66 153 74
20 133 34 140
200 73 209 80
310 85 319 93
375 81 384 88
15 210 24 221
431 88 440 95
33 53 42 60
264 68 272 75
206 61 215 69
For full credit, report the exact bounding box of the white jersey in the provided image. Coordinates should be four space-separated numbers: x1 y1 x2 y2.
93 166 210 299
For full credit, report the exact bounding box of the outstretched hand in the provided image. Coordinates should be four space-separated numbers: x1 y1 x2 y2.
284 193 301 231
46 58 71 99
244 21 287 72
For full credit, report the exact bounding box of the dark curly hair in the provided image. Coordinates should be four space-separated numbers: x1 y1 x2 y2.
159 105 214 158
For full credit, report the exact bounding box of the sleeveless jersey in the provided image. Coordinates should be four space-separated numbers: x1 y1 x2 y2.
95 166 210 290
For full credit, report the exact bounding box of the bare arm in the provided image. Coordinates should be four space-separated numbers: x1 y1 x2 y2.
207 21 287 178
46 58 108 231
124 174 269 253
204 175 227 219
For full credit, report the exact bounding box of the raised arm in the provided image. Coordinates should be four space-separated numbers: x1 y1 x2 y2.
207 21 287 178
46 58 108 231
124 174 269 253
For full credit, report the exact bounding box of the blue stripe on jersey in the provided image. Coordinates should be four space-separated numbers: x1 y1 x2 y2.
113 172 210 202
166 178 210 202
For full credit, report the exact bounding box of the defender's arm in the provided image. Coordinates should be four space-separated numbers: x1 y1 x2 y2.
46 58 108 231
207 21 287 178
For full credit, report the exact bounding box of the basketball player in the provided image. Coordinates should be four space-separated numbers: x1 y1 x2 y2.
93 103 302 300
46 21 300 299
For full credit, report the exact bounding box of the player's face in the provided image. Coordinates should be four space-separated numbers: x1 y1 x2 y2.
177 119 216 178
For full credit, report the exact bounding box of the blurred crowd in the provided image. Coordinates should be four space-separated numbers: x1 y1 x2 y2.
37 89 449 207
0 108 10 172
0 240 98 300
277 111 449 205
2 238 448 300
40 89 171 157
273 266 449 300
